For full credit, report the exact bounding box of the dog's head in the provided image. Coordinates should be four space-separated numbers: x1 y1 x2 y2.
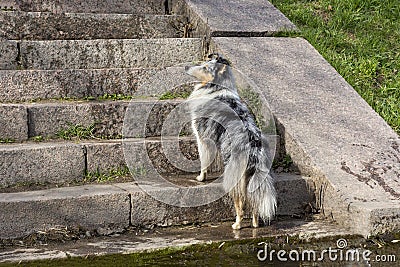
185 54 232 85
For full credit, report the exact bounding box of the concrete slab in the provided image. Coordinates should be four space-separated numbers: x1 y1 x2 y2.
0 68 159 102
0 40 18 70
0 142 85 188
18 38 202 70
0 66 196 102
212 37 400 236
0 184 130 239
0 172 315 239
27 100 129 139
0 0 166 14
0 12 183 40
25 99 189 139
0 104 28 141
183 0 297 36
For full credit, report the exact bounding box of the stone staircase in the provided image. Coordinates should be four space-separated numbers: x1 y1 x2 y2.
0 0 313 240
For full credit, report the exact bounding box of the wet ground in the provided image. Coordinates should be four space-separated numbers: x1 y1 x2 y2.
1 217 398 266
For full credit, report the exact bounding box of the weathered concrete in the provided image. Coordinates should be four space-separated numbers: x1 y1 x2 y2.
0 12 184 40
16 38 202 70
0 184 130 239
0 68 159 102
275 173 315 216
0 0 166 14
0 219 355 264
0 137 218 187
0 104 27 141
212 37 400 236
0 66 196 102
27 100 130 139
0 142 85 188
0 40 18 70
25 99 189 139
0 173 316 239
183 0 297 36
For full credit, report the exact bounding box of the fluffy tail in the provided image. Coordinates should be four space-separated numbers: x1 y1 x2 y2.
247 168 277 224
222 151 248 194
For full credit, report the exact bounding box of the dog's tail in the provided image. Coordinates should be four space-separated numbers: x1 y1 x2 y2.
247 167 276 224
222 149 248 195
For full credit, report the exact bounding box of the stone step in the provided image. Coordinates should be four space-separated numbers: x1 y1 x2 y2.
0 138 220 189
0 134 280 190
0 12 185 40
0 38 203 70
0 99 194 141
0 173 315 239
0 66 192 102
0 0 168 14
212 36 400 236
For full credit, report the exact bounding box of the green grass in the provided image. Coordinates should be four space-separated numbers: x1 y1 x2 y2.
84 166 131 184
0 138 15 144
159 91 191 100
83 166 146 184
56 123 96 140
271 0 400 134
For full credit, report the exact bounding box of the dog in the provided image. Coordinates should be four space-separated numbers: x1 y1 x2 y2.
185 54 276 230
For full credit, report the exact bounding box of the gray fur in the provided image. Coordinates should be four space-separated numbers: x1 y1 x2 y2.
186 55 276 229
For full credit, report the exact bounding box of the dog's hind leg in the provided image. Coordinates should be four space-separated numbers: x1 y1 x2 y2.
252 212 259 228
232 194 244 230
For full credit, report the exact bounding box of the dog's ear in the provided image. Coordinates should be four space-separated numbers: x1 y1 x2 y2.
208 53 231 66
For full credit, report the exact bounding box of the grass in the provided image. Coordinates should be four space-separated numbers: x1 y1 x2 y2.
0 138 15 144
270 0 400 134
84 166 132 184
159 91 191 100
56 123 96 140
83 166 146 184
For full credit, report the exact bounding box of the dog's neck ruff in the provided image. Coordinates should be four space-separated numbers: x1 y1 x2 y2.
189 82 239 101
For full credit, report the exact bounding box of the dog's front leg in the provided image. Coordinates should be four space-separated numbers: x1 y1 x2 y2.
196 138 212 182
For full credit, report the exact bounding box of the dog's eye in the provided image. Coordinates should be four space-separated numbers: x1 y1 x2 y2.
203 66 207 71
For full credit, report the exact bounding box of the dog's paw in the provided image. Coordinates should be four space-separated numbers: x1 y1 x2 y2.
232 222 241 230
196 173 205 182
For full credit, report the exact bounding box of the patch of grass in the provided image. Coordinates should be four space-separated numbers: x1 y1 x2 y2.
83 166 146 184
84 166 132 184
97 93 134 101
31 135 45 142
56 123 96 140
0 138 15 144
159 91 191 100
270 0 400 134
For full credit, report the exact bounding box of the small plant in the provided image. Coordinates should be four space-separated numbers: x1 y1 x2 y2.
56 123 96 140
273 154 294 173
84 166 132 184
0 138 15 144
98 93 133 101
159 91 191 100
31 135 44 142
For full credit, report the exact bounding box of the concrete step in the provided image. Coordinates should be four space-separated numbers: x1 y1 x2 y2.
0 0 168 14
0 173 315 239
0 67 193 102
0 137 224 189
0 38 202 70
0 99 195 141
0 12 186 40
212 36 400 236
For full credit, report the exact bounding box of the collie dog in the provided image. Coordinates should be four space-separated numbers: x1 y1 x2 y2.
185 54 276 229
